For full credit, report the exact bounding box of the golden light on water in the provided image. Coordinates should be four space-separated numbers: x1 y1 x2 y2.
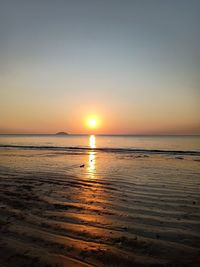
88 151 95 172
89 135 96 149
88 135 96 179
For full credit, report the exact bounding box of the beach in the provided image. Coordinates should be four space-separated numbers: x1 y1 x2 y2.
0 135 200 267
1 0 200 265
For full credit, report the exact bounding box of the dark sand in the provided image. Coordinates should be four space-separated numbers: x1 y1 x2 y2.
0 149 200 267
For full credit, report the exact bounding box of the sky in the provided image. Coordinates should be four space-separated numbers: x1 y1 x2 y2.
0 0 199 134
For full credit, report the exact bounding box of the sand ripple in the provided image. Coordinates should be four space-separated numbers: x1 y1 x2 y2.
0 151 200 267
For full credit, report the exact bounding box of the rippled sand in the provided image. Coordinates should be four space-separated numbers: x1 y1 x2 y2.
0 148 200 267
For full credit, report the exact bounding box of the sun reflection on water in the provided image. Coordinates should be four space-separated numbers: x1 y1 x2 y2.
88 135 96 179
89 135 96 149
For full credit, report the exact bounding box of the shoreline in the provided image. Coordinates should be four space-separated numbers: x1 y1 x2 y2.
0 149 200 267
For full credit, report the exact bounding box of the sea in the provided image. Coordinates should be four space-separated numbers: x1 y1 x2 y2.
0 134 200 266
0 134 200 152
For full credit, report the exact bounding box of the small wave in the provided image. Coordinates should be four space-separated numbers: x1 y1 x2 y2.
0 144 200 156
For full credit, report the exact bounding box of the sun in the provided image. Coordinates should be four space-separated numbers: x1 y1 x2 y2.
87 118 97 129
85 115 101 131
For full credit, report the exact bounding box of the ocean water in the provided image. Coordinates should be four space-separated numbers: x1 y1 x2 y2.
0 134 200 152
0 135 200 266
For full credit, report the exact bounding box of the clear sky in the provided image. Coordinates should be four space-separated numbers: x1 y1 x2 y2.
0 0 199 134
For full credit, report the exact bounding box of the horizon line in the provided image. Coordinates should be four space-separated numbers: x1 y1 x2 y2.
0 133 200 136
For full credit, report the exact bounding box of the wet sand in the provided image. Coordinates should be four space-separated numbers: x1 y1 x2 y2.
0 148 200 267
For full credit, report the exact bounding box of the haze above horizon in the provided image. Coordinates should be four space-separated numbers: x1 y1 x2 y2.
0 0 199 135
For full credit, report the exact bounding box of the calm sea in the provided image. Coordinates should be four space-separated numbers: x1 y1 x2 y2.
0 135 200 154
0 135 200 152
0 134 200 265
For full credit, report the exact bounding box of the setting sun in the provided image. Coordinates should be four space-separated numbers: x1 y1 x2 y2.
0 2 199 267
84 115 102 133
87 118 98 129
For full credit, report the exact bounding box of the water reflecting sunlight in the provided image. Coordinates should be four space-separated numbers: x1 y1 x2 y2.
88 135 96 179
89 135 96 149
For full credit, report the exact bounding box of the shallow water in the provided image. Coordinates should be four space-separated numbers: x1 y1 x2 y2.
0 135 200 266
0 134 200 151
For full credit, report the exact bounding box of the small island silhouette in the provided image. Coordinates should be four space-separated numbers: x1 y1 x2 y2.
56 132 68 135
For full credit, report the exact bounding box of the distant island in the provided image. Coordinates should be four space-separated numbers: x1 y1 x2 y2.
56 132 68 135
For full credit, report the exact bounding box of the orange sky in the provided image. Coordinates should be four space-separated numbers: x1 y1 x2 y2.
0 1 200 134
